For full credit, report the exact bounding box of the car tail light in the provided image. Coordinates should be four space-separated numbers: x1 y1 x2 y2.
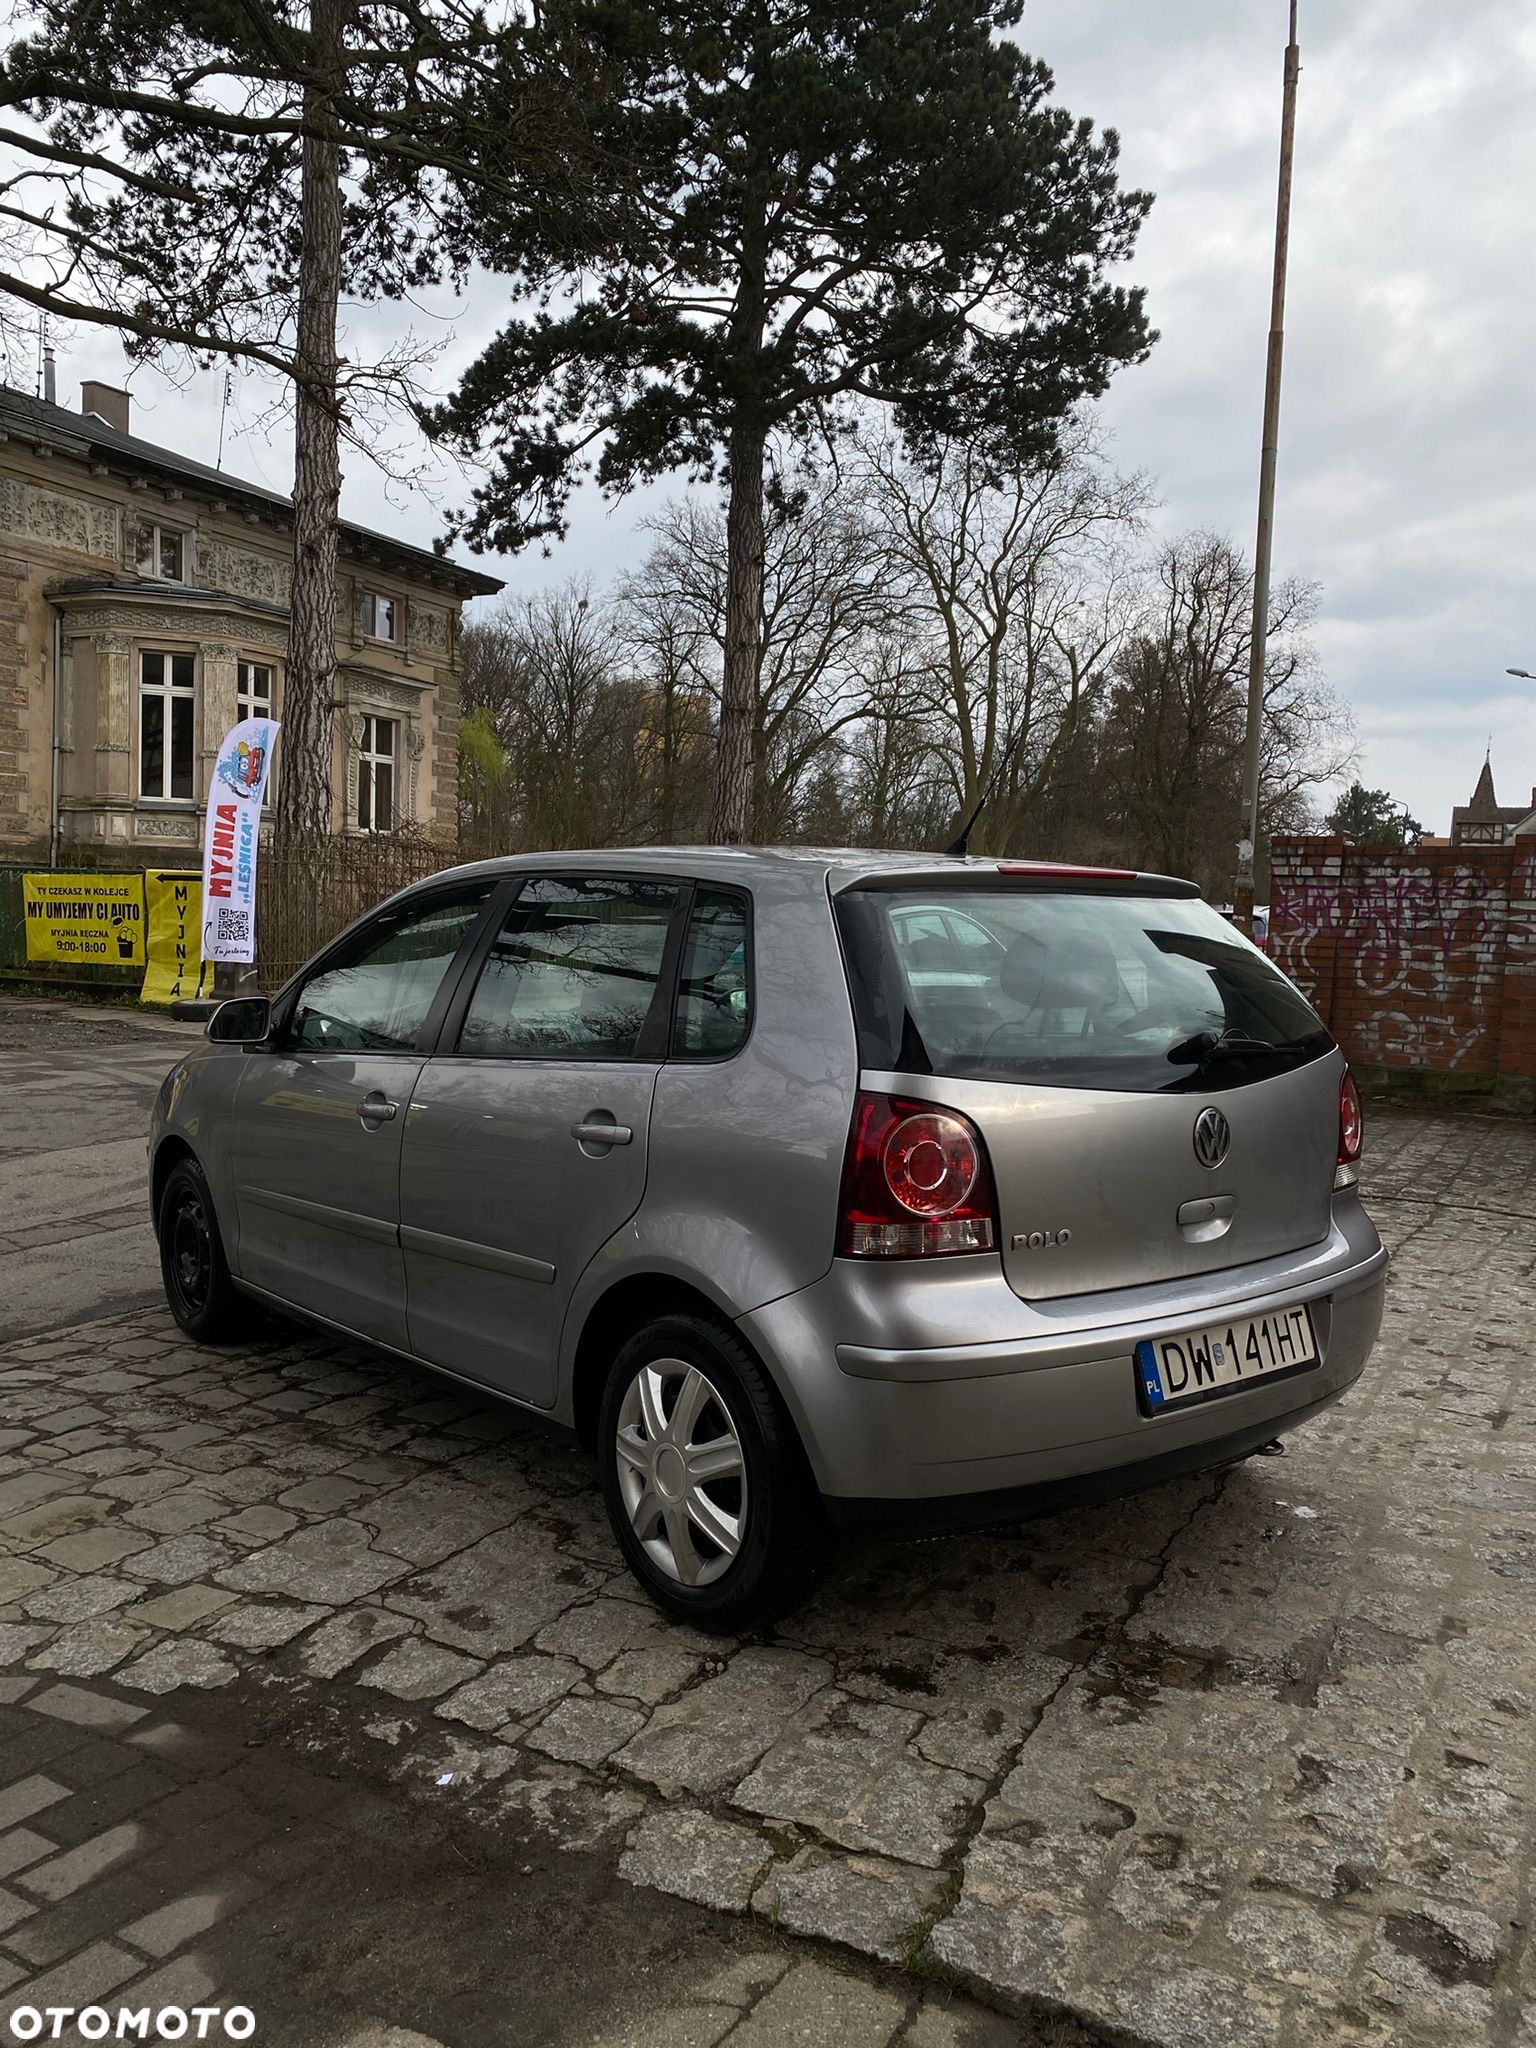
1335 1069 1364 1187
837 1092 998 1258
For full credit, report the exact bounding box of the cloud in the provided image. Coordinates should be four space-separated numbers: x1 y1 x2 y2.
1022 0 1536 832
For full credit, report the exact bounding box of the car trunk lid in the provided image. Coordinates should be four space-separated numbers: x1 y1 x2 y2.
876 1059 1338 1300
834 870 1339 1301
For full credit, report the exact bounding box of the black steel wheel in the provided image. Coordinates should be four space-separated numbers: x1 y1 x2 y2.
157 1156 240 1341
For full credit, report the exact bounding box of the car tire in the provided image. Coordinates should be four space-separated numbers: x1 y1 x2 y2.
157 1155 242 1343
598 1312 829 1631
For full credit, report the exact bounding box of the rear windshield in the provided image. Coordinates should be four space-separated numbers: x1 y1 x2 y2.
835 887 1332 1094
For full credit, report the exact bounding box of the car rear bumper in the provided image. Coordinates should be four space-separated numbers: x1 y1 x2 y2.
821 1387 1340 1534
738 1195 1387 1504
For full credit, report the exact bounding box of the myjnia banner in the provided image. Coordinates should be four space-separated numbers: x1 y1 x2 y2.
200 715 280 964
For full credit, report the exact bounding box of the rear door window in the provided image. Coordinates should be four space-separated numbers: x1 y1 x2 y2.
456 875 684 1060
837 887 1332 1094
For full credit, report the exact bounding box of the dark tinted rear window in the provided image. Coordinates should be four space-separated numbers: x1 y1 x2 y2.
835 888 1332 1094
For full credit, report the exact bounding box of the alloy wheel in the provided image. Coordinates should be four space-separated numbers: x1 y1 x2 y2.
614 1356 747 1587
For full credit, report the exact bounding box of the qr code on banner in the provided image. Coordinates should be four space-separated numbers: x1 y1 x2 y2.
214 905 252 950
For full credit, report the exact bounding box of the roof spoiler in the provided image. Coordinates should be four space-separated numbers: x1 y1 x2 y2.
838 865 1202 900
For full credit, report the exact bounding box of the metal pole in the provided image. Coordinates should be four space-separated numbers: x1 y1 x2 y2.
1235 0 1300 932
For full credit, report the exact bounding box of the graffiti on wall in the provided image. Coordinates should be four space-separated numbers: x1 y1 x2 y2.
1270 859 1504 1071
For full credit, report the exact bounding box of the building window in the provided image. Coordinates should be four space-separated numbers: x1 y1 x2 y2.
237 660 274 723
356 714 397 831
361 591 399 642
237 661 276 796
135 523 187 582
139 650 196 801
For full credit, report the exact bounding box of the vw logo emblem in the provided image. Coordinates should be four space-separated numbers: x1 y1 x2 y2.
1193 1106 1231 1170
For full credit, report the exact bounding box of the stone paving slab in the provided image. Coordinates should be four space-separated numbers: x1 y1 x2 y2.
0 1668 1026 2048
0 1110 1529 2043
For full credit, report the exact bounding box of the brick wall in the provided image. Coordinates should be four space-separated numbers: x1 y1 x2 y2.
1269 836 1536 1096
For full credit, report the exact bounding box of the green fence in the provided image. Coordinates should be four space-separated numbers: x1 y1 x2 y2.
0 864 20 971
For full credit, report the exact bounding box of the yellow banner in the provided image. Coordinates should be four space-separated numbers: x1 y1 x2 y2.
141 871 209 1006
23 872 145 965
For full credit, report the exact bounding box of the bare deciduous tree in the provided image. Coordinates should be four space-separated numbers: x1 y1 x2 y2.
620 473 897 839
1095 534 1355 895
459 465 1353 894
860 418 1151 849
459 580 715 854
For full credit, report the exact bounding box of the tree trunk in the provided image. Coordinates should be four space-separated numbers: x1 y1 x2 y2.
712 420 765 843
710 119 770 847
276 0 347 852
658 666 677 843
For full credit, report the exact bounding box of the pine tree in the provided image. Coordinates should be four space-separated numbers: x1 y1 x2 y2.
1324 782 1423 848
434 0 1155 840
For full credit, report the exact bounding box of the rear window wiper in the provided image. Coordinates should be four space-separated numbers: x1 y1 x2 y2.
1167 1027 1278 1067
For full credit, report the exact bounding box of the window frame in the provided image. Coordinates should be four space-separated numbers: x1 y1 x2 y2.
135 521 190 584
236 660 278 800
440 870 693 1065
355 713 398 833
269 878 503 1059
359 590 401 644
667 883 755 1065
137 647 198 803
236 658 276 725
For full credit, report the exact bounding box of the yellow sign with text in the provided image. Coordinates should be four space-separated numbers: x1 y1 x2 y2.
141 871 209 1006
23 872 146 965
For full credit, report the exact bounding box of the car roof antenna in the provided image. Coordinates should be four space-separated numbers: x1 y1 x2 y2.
941 730 1023 858
942 799 985 860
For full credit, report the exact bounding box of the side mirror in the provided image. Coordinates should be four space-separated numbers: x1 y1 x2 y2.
207 996 272 1045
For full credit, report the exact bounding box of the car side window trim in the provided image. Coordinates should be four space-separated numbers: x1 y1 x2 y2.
439 870 692 1064
270 877 507 1059
430 872 532 1056
664 882 756 1064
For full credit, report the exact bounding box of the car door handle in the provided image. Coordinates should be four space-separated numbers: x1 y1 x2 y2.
358 1092 399 1127
571 1119 633 1148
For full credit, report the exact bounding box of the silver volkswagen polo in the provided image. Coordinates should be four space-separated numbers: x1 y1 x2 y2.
152 850 1386 1628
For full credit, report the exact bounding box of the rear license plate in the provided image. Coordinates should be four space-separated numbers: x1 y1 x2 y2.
1135 1304 1319 1415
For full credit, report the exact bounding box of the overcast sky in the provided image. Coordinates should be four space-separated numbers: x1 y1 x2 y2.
42 0 1536 836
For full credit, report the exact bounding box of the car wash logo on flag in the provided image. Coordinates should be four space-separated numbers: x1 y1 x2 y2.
201 715 279 964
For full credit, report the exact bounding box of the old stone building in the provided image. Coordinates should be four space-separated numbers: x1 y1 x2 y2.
0 379 501 866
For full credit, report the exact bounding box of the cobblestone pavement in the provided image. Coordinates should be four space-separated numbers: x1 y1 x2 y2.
0 1670 1033 2048
0 997 195 1339
0 1109 1531 2045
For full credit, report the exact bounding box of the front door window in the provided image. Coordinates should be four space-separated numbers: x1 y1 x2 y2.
290 887 493 1054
